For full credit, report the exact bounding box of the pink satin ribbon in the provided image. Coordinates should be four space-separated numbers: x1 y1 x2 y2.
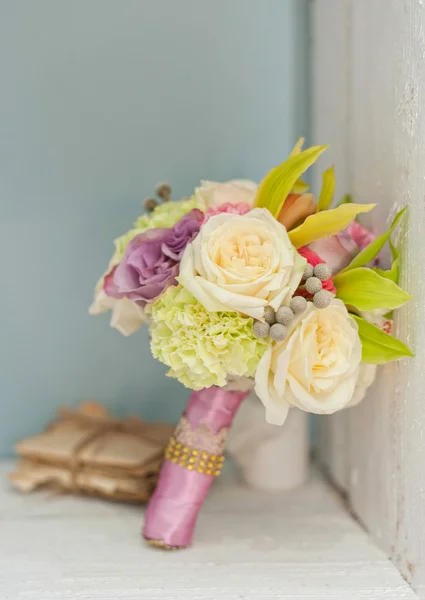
143 386 248 548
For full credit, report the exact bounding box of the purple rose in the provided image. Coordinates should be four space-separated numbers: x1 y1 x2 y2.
104 209 203 304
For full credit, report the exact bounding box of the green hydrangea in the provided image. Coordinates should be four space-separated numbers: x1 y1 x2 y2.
133 196 202 229
114 196 203 258
149 286 268 390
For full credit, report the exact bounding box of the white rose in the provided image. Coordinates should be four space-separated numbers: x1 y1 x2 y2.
195 179 257 208
178 208 306 320
255 299 362 425
346 363 377 408
89 253 146 336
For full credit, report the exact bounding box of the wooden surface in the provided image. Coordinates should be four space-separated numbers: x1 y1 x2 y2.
0 462 417 599
313 1 425 596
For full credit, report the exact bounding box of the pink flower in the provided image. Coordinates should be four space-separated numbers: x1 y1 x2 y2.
381 319 392 334
202 202 251 223
345 221 376 249
309 221 376 274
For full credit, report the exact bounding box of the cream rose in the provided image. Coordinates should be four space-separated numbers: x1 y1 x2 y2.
195 179 257 208
89 253 146 336
347 363 377 408
255 300 362 425
178 208 306 319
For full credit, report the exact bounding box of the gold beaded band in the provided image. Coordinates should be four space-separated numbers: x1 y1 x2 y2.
144 537 184 551
165 436 225 476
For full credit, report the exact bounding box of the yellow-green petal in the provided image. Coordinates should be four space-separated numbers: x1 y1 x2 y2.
288 203 375 248
292 178 310 194
373 240 400 284
341 207 407 273
336 193 352 206
316 165 335 211
352 314 414 363
254 145 328 217
289 137 305 156
289 141 309 192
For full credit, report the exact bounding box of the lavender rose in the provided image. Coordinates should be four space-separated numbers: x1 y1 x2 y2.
104 209 203 304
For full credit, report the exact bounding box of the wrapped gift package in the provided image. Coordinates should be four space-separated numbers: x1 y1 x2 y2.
9 402 174 503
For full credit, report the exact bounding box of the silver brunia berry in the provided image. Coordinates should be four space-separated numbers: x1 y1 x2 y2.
269 323 288 341
290 296 307 313
313 290 333 309
275 306 294 326
313 263 332 281
253 321 270 338
305 276 322 295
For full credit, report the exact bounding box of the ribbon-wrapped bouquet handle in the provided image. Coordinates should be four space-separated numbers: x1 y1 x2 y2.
90 140 413 548
143 387 248 549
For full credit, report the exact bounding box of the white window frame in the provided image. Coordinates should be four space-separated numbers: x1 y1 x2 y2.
313 1 425 595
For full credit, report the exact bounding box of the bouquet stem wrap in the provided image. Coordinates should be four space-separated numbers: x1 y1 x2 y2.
143 386 249 549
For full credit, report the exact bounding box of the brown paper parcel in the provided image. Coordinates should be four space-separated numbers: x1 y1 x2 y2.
9 402 174 503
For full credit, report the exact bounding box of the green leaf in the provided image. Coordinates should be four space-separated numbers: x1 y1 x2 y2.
372 241 400 284
341 208 407 273
352 314 414 363
317 165 336 211
389 240 400 282
372 265 396 283
333 268 412 311
390 238 398 260
254 145 328 218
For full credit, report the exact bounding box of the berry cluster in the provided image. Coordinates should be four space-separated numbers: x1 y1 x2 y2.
144 183 172 212
302 262 334 309
253 296 307 342
253 262 335 342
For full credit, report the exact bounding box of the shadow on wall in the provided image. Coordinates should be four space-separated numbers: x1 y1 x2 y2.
0 0 309 455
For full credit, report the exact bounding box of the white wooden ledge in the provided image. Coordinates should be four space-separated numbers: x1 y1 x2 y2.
0 462 416 599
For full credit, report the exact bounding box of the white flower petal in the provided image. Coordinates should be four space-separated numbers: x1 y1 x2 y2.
254 300 363 423
255 346 291 426
195 179 257 208
347 363 377 407
178 208 305 319
110 298 146 336
89 283 116 315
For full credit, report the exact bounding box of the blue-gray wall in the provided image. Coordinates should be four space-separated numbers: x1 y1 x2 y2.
0 0 309 455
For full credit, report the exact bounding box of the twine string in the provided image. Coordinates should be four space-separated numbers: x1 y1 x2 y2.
60 412 170 491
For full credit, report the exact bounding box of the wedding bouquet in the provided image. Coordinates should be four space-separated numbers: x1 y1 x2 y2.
90 140 413 549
